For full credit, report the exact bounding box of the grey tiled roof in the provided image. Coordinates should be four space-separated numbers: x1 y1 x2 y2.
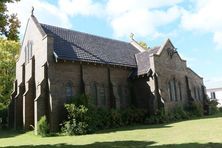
40 24 140 67
130 46 161 77
135 51 151 76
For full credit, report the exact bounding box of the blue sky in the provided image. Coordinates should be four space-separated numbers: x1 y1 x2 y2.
7 0 222 88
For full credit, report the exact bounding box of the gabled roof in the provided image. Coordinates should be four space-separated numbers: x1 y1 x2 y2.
130 46 160 77
40 23 140 67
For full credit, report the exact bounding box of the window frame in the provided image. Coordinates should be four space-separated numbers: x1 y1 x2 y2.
65 81 73 100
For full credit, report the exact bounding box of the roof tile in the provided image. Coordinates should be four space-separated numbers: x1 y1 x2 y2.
40 24 140 67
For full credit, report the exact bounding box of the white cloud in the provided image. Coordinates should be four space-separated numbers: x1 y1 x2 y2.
181 0 222 49
8 0 222 49
105 0 183 38
6 0 103 37
213 32 222 49
7 0 71 36
205 77 222 89
58 0 103 17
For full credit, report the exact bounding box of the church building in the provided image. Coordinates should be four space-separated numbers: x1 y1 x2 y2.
9 14 206 132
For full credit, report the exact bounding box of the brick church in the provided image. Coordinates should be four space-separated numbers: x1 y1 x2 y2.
8 14 206 132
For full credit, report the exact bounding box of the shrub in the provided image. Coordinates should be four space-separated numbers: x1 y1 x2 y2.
145 107 190 125
62 100 149 135
186 102 204 117
87 107 111 131
37 116 49 137
68 94 89 107
208 99 219 115
219 107 222 112
173 106 189 120
145 109 167 124
110 109 123 127
62 104 89 135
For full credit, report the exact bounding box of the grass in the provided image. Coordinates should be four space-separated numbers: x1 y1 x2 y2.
0 113 222 147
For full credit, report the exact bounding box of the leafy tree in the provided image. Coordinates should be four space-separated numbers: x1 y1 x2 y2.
129 33 149 50
138 41 149 49
0 38 19 107
0 0 20 41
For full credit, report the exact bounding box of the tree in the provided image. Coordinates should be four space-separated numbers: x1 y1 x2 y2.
0 38 19 107
0 0 20 41
138 41 149 49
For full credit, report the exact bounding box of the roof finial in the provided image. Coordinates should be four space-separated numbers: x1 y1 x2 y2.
31 6 34 16
130 33 134 40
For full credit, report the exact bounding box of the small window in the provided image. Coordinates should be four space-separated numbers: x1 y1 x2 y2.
210 92 216 99
65 81 73 99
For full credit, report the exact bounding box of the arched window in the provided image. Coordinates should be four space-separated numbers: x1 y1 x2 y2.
194 87 199 100
28 41 32 60
25 46 28 63
168 78 177 101
178 83 182 101
24 41 33 63
100 84 106 106
198 87 201 100
65 81 73 99
168 81 172 101
90 82 97 106
173 78 177 101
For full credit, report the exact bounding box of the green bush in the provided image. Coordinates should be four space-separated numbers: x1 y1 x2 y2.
186 102 204 117
219 107 222 112
145 107 190 125
174 106 189 120
208 99 219 115
62 99 149 135
62 104 89 135
145 109 167 124
37 116 49 137
68 94 89 107
110 109 123 127
87 107 111 131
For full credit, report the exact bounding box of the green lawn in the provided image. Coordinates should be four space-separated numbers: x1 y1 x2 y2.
0 114 222 148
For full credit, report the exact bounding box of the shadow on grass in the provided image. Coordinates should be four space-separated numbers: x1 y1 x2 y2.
1 113 222 139
95 124 172 134
96 113 222 134
153 142 222 148
0 129 25 139
1 141 222 148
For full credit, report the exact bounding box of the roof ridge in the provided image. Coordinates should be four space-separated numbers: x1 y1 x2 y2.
40 23 131 45
32 16 46 37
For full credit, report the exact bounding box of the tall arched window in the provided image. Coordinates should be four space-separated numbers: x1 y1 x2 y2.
168 81 172 101
24 41 33 63
168 78 177 101
173 78 177 101
198 87 201 100
194 87 198 100
28 41 32 60
90 82 97 106
100 84 106 106
25 46 28 63
178 83 182 101
65 81 73 99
